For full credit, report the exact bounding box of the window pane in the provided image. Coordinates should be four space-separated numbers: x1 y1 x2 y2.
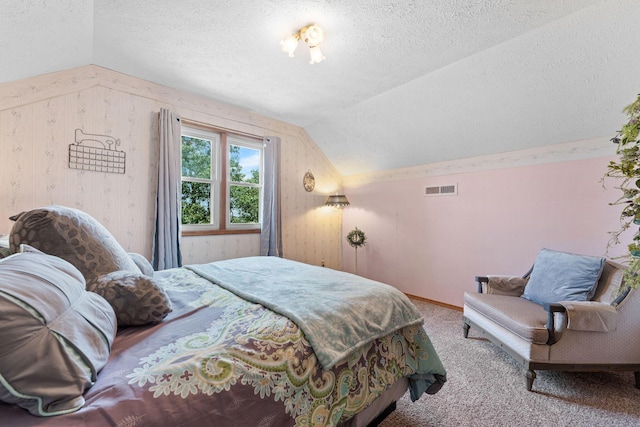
181 181 212 224
229 145 260 184
229 185 259 224
182 136 211 179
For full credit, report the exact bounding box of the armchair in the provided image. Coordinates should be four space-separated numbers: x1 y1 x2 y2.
462 249 640 391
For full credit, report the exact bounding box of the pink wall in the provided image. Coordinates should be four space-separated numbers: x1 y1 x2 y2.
342 156 630 307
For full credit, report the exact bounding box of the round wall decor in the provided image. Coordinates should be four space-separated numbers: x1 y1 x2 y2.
303 170 315 192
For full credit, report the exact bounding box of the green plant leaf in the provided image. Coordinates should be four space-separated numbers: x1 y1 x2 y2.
603 92 640 288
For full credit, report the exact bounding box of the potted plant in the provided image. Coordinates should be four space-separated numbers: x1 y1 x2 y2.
346 227 367 273
603 93 640 288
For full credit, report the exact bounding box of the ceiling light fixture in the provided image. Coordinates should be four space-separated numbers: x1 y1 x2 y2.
280 24 326 64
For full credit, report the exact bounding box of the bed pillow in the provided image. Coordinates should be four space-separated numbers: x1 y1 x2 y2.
88 271 172 326
9 205 141 287
0 248 117 416
128 252 155 276
521 248 606 305
0 234 9 259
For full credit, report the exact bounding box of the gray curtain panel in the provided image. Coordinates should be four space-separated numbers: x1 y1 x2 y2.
152 108 182 270
260 136 283 257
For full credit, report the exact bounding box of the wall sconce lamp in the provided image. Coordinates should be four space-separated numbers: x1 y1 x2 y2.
280 24 326 64
325 194 350 208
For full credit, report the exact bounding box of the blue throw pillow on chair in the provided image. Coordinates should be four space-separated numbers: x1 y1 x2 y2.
521 248 605 305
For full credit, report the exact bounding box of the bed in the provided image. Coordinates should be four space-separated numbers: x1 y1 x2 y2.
0 206 446 426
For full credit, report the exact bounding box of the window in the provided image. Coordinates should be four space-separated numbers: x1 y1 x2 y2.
181 127 219 229
227 136 263 228
180 125 263 235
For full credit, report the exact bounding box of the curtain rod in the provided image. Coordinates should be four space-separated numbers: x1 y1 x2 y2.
180 118 263 140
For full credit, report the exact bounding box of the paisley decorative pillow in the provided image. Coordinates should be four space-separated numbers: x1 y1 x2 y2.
9 205 141 287
89 271 172 326
9 206 171 326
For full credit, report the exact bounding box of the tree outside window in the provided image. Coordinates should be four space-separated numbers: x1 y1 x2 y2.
229 144 261 224
181 126 262 234
181 135 213 225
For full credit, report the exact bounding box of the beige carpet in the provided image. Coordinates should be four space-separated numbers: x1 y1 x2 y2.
381 298 640 427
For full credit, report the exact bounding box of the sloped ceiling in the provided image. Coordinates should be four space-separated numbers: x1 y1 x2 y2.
1 0 639 176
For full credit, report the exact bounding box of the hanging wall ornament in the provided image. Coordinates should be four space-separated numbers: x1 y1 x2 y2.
69 129 126 174
346 227 367 273
303 170 315 192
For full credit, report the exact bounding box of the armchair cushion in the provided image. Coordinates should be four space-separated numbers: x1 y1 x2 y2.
521 248 605 306
464 292 549 344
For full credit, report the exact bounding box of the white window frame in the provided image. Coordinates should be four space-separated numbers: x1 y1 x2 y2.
180 124 264 235
180 126 221 232
225 136 264 231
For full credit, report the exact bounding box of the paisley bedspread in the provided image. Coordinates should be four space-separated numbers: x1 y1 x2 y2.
187 256 426 370
1 261 446 427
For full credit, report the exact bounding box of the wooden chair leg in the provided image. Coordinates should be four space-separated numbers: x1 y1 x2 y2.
525 369 536 391
463 322 470 338
634 372 640 389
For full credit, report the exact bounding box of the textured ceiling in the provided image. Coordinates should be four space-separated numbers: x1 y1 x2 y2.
1 0 639 176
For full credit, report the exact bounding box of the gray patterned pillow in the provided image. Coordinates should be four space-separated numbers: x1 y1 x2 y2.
89 271 172 326
9 205 141 287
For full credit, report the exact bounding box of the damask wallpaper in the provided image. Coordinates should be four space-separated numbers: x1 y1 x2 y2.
0 65 344 269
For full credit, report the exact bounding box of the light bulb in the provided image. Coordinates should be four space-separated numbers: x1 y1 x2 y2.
309 46 325 64
280 34 299 57
303 25 324 47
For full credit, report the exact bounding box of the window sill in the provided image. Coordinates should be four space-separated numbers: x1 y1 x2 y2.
182 228 260 237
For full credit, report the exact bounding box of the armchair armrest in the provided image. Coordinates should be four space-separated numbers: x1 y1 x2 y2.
541 301 618 345
475 275 528 296
543 303 566 345
556 301 618 332
475 276 488 293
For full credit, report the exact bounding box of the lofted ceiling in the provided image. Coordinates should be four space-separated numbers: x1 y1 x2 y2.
1 0 639 176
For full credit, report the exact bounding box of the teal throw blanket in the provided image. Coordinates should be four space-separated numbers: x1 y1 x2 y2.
187 256 424 370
